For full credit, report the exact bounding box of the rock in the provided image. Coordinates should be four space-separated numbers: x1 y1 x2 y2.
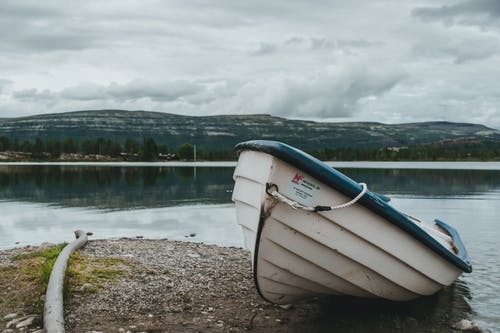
6 316 26 328
189 233 196 237
452 319 483 332
38 242 55 250
118 328 125 333
227 254 240 261
3 313 17 320
14 315 39 329
2 329 15 333
80 283 95 292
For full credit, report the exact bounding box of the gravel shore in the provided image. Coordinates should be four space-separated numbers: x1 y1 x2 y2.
64 238 320 333
1 238 482 333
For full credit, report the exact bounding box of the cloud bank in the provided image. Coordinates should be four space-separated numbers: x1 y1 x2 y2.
0 0 499 128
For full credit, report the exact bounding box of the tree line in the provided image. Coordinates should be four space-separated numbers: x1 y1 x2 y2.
0 136 204 161
307 141 500 161
1 135 499 161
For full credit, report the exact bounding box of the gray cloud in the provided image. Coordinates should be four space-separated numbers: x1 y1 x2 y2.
252 36 380 56
412 37 500 63
224 65 407 118
13 88 53 101
0 0 499 129
413 0 500 28
251 43 278 56
0 79 13 94
14 79 205 104
106 80 203 102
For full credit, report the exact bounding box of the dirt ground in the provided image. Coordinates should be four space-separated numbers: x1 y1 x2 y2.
0 238 484 333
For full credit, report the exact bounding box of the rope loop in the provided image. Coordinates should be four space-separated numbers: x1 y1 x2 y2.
265 182 368 212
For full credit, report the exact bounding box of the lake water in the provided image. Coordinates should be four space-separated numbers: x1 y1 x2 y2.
0 163 499 331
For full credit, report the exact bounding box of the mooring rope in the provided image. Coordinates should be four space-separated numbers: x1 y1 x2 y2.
265 182 367 212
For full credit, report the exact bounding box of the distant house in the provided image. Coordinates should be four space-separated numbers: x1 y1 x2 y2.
158 153 179 161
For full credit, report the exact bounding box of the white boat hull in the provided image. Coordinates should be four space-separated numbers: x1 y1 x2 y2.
232 150 465 304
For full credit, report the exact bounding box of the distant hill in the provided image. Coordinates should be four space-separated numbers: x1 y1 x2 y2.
0 110 499 151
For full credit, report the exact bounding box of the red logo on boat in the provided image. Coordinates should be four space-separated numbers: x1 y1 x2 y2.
292 173 303 183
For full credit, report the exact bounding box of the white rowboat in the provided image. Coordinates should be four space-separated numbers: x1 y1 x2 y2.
232 140 472 305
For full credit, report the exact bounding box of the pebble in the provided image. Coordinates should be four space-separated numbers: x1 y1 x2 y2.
1 329 15 333
15 315 39 329
452 319 483 332
80 283 95 292
6 315 38 329
3 314 17 320
38 242 55 250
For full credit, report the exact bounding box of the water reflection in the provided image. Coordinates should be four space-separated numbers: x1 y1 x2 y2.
0 166 233 209
1 166 500 209
340 168 500 197
0 202 242 249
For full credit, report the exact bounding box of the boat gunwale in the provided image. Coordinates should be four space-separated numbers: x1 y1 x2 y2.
234 140 472 273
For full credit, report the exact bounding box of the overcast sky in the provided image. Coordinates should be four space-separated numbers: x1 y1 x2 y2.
1 0 500 128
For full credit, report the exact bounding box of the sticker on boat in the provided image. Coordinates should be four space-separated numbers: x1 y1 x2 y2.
284 172 321 206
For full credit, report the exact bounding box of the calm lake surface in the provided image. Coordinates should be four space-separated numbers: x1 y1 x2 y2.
0 163 498 331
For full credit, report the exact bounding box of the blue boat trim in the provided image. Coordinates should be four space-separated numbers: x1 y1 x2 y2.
235 140 472 273
434 219 470 265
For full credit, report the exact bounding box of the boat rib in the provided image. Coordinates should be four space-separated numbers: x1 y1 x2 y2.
271 204 445 294
259 237 375 298
258 219 418 301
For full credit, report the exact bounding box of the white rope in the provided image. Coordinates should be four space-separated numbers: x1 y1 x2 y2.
266 182 368 212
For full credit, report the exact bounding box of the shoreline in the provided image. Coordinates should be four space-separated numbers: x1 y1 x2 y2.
1 160 500 170
0 238 480 333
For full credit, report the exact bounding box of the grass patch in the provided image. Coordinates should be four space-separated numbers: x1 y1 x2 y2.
1 244 133 326
65 253 132 295
12 242 68 290
0 243 67 319
12 243 67 261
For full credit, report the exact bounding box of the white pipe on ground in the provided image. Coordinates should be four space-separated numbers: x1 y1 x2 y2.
44 230 88 333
